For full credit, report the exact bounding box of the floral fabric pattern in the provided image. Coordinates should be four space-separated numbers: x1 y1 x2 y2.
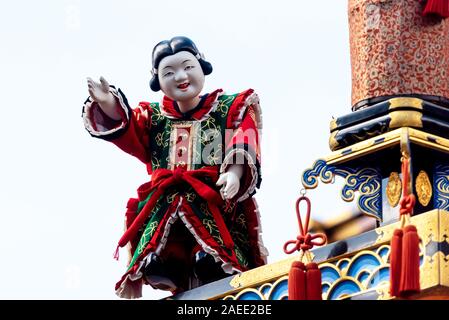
349 0 449 108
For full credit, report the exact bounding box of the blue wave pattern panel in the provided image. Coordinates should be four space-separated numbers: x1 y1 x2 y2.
434 163 449 210
224 244 425 300
316 244 422 300
301 159 382 221
223 278 289 300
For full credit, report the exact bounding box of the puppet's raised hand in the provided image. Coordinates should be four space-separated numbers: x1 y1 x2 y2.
87 76 112 103
86 76 122 120
216 164 243 200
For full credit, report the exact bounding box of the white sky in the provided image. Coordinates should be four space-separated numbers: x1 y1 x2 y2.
0 0 355 299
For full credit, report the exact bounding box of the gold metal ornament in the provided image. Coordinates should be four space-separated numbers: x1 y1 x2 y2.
386 172 402 207
416 170 432 207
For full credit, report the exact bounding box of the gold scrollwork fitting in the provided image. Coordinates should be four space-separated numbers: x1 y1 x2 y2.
329 118 338 131
386 172 402 207
389 97 423 110
390 110 423 129
416 170 432 207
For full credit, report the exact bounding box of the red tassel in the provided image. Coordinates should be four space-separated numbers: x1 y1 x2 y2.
389 229 403 297
113 245 120 261
305 262 322 300
288 261 306 300
284 195 326 300
399 225 421 297
423 0 449 18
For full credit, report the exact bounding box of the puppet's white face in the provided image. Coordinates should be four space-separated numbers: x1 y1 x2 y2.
158 51 205 103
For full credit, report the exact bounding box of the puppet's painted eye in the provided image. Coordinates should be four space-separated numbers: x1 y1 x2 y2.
163 71 174 77
185 65 194 71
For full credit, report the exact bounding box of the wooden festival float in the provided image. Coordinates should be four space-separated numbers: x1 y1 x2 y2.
170 0 449 300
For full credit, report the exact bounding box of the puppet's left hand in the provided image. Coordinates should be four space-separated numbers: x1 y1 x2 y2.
216 164 243 200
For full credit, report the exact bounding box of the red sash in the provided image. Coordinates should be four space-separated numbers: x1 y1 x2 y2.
118 166 235 252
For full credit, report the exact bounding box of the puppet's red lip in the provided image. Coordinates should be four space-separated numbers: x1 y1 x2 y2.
177 82 190 90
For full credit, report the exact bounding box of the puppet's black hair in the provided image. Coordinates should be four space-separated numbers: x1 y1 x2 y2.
149 36 213 92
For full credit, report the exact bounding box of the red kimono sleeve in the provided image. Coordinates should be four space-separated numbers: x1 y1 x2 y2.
221 89 262 201
82 86 152 165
